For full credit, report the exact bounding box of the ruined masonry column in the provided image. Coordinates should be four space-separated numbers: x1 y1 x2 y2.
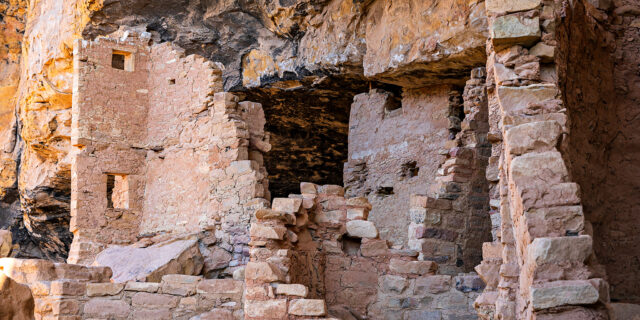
475 0 610 319
244 196 328 319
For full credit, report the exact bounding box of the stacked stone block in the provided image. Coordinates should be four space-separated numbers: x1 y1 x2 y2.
407 194 459 268
475 1 610 319
204 94 271 275
245 194 329 319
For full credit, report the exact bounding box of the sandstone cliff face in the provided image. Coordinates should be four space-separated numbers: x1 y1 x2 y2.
2 0 99 260
0 0 26 253
1 0 489 261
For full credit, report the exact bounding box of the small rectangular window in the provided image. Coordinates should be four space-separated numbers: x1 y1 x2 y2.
106 174 129 209
111 50 134 71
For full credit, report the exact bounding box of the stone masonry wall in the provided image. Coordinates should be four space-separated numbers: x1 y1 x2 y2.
244 182 484 320
344 87 451 247
69 35 151 264
141 42 226 236
406 68 493 275
474 1 611 319
69 34 270 277
0 258 244 320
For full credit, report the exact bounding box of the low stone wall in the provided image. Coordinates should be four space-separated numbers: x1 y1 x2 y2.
81 275 243 320
0 258 243 319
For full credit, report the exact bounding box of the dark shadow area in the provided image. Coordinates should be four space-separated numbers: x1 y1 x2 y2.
557 0 640 303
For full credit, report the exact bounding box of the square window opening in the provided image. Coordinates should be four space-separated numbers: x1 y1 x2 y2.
111 50 134 71
106 174 129 209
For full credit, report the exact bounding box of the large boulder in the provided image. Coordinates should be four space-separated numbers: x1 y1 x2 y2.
94 236 204 283
0 272 35 320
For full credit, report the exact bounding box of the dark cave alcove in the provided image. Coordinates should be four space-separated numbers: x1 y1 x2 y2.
241 75 401 198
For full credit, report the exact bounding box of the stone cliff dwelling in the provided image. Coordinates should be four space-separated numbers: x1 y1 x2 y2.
0 0 639 319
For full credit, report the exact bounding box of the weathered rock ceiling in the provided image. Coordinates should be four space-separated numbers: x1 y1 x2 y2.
82 0 489 90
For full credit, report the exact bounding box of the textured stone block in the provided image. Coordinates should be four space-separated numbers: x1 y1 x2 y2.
531 280 599 310
410 195 451 210
347 208 368 221
505 120 562 155
52 300 81 316
161 274 201 296
510 151 568 188
530 42 555 62
318 185 344 196
244 299 287 318
379 275 407 293
525 206 584 238
249 223 286 240
93 237 203 283
124 281 160 293
314 210 346 225
389 259 438 275
0 259 57 283
300 182 318 194
361 238 388 257
86 283 124 297
486 0 541 13
197 279 243 294
519 183 582 211
346 220 378 238
275 284 308 297
409 208 428 224
415 227 458 242
492 15 541 49
244 262 284 283
30 281 51 297
255 209 295 225
340 271 378 289
50 281 85 296
475 261 500 289
414 275 452 294
131 292 180 308
288 299 327 316
272 197 302 213
528 235 592 265
497 84 558 115
84 299 131 317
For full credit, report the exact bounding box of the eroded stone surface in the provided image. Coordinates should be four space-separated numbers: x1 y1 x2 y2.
93 238 203 283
